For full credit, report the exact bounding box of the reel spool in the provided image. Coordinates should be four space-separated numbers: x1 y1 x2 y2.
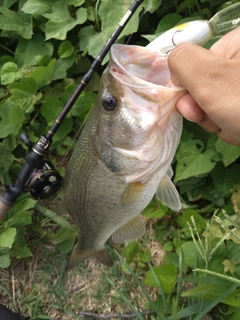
29 160 63 199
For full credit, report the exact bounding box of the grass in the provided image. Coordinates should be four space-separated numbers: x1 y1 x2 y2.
0 202 163 320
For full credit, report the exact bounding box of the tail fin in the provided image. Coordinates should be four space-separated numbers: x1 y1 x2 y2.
66 244 113 270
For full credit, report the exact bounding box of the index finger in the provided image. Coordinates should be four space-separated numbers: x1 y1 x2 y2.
210 26 240 58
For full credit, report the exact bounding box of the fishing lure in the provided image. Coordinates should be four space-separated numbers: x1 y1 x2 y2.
147 3 240 53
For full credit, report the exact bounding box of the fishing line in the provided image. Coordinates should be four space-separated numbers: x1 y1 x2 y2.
125 7 146 45
59 119 86 167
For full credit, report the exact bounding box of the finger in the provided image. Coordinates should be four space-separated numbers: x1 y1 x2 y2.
168 43 233 116
168 43 219 92
176 93 221 132
210 26 240 59
217 130 240 146
196 114 221 133
175 93 205 122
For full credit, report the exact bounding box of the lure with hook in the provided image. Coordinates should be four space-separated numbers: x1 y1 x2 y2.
146 3 240 53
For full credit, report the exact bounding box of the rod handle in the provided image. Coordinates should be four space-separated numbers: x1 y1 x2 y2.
0 196 12 221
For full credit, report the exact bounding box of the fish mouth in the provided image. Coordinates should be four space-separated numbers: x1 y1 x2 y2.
109 44 173 88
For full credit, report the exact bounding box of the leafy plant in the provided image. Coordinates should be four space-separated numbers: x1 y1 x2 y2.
1 0 240 319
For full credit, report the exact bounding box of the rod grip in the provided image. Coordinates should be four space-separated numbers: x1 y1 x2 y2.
0 197 12 221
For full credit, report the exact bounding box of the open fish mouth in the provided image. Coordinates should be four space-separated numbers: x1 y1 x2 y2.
109 44 173 88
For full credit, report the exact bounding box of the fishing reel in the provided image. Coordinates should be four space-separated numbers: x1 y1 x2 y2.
20 133 63 200
28 160 63 199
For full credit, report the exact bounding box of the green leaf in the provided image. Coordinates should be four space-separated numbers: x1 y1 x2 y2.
177 241 204 268
9 77 37 95
52 117 73 142
0 228 17 248
41 96 64 126
30 59 56 89
55 136 74 156
143 208 166 219
15 35 54 66
51 227 76 245
70 92 97 118
122 242 151 267
162 241 173 252
67 0 84 5
22 0 55 16
79 0 144 60
0 8 32 39
58 41 75 58
177 208 206 233
3 0 19 8
175 140 216 182
156 13 182 33
0 100 13 138
43 1 87 40
215 139 240 167
163 252 180 268
7 198 36 227
8 78 42 114
53 55 75 80
58 237 75 254
99 0 143 41
9 105 25 135
13 245 32 259
144 264 177 293
178 0 198 13
1 62 19 85
229 306 240 320
10 228 32 258
9 209 34 228
0 135 15 184
143 0 162 13
221 288 240 307
0 252 10 268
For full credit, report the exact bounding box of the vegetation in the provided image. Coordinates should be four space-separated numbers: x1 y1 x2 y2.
1 0 240 319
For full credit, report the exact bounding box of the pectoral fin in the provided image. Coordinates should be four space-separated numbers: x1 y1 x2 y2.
66 245 113 270
156 174 181 211
112 215 145 244
121 182 146 205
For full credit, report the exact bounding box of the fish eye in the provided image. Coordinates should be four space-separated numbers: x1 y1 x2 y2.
102 95 118 112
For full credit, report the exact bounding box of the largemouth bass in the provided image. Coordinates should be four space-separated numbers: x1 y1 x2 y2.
61 44 186 269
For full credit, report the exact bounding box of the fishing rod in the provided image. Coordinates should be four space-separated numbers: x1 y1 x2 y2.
1 1 240 221
0 0 144 221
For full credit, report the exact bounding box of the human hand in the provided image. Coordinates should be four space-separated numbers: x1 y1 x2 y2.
168 26 240 145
